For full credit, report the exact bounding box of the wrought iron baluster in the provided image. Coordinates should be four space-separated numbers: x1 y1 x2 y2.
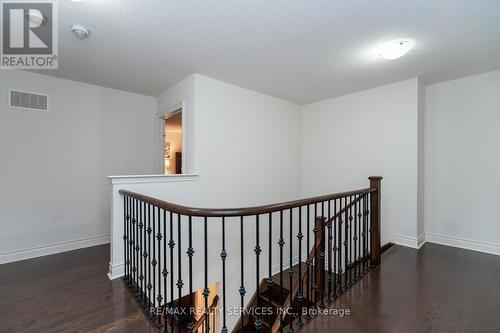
204 217 209 333
267 212 273 333
297 206 304 326
338 197 343 292
140 202 146 301
367 193 371 269
278 210 284 331
254 215 262 332
312 203 318 304
177 213 183 333
332 198 337 299
356 195 362 279
344 197 349 289
135 199 139 293
156 207 163 325
288 208 294 332
240 216 246 333
151 206 156 318
319 201 325 309
123 196 128 281
305 204 311 320
353 196 358 282
188 216 194 333
169 211 175 332
147 204 152 309
162 209 167 330
221 216 227 333
327 200 332 302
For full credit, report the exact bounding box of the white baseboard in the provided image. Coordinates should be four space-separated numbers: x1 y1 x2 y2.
392 234 422 249
108 262 125 280
416 234 426 249
425 233 500 256
0 235 110 265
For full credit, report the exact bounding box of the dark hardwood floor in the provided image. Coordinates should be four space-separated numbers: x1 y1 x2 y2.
0 245 156 333
297 243 500 333
1 243 499 333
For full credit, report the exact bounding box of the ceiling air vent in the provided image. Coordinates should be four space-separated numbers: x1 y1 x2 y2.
9 89 49 112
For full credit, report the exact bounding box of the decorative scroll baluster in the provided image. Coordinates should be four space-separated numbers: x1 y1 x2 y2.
351 196 358 282
188 216 194 333
161 209 167 329
356 195 361 280
319 201 325 309
268 212 273 332
130 197 134 286
278 210 284 331
140 202 146 302
169 211 175 332
337 200 343 297
151 206 156 318
305 204 311 320
254 215 262 331
288 208 294 332
327 200 332 302
123 196 128 281
349 196 354 287
135 199 139 293
177 214 183 333
204 217 209 333
147 204 152 309
312 203 317 304
240 216 246 333
221 217 227 333
156 207 162 325
342 197 347 289
361 194 367 273
297 206 304 326
332 198 337 299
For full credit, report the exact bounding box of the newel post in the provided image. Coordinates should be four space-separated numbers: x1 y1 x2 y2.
369 176 382 266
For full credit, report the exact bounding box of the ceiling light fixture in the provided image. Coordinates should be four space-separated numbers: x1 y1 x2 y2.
71 25 90 40
378 40 414 60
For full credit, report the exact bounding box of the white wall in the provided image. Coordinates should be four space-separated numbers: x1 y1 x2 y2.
111 74 302 329
157 74 303 207
157 75 196 174
0 70 157 263
424 70 500 254
301 79 420 247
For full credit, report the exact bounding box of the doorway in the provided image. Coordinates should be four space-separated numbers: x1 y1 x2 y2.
163 110 183 174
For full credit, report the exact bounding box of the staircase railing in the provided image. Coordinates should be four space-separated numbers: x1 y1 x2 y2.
119 176 382 333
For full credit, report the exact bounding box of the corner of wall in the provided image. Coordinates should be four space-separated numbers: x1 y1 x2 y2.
417 78 426 238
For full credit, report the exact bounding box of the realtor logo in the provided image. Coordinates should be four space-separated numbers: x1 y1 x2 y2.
1 0 58 69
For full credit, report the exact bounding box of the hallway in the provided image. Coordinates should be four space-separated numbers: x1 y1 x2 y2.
2 243 499 332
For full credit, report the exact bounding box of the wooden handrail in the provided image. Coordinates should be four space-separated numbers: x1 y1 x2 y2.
192 295 219 332
119 187 375 217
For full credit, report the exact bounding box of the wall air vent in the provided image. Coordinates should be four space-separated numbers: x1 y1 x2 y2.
9 89 49 112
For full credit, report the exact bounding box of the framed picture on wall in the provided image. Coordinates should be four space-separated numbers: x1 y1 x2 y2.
164 142 171 159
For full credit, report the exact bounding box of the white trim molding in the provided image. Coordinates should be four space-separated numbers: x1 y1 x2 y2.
108 262 125 280
392 234 422 249
425 234 500 256
108 174 198 185
0 235 110 265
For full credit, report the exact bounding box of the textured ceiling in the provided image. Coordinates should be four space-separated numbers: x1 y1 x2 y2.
38 0 500 104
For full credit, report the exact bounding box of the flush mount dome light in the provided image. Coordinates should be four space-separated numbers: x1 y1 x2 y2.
378 40 414 60
71 25 90 40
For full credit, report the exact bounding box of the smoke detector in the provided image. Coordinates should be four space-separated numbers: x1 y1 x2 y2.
71 25 90 40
